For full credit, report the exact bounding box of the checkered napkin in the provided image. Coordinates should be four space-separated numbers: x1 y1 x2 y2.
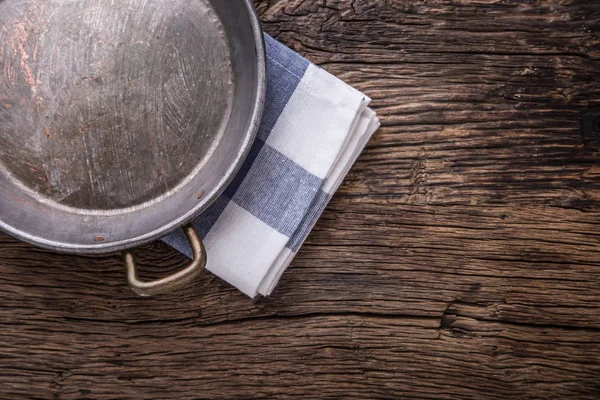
163 34 380 297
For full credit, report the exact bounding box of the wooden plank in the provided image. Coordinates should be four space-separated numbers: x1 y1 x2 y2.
0 0 599 398
1 314 599 399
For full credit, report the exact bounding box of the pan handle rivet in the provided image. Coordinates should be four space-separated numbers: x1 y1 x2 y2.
94 236 105 242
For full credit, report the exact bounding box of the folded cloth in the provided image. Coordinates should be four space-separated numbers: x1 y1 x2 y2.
163 34 380 297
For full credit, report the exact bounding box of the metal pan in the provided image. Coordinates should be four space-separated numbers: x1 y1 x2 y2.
0 0 266 295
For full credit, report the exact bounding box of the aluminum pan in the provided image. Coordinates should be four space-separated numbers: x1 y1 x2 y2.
0 0 266 254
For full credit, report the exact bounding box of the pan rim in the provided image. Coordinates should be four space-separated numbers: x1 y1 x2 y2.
0 0 266 255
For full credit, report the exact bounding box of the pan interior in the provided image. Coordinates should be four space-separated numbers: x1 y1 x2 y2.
0 0 265 253
0 0 232 211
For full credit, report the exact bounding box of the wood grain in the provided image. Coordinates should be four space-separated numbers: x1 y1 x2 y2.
1 0 599 398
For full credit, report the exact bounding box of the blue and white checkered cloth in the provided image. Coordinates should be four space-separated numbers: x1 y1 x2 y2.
163 35 380 297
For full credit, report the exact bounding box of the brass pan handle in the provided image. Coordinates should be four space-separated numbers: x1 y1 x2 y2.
123 224 206 296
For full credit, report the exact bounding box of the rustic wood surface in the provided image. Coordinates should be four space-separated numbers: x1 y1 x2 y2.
1 0 599 398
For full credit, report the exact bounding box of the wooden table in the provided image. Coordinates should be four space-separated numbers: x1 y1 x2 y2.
1 1 599 398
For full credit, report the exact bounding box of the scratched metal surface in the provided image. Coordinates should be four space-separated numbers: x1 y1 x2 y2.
0 0 266 254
